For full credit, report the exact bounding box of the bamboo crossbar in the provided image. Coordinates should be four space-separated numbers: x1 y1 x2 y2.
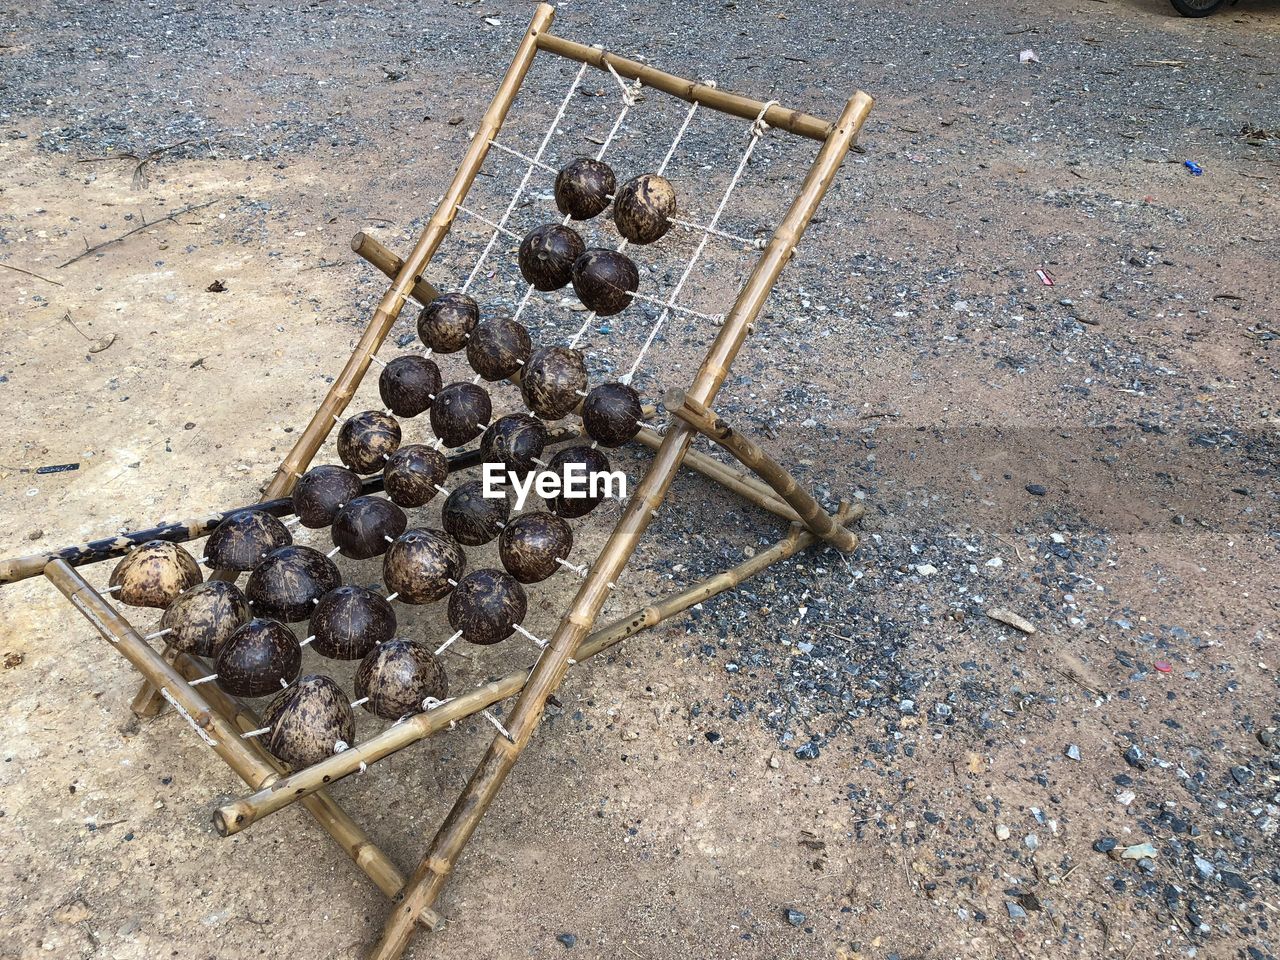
369 84 874 958
211 501 862 835
662 389 858 551
536 32 835 143
40 560 445 931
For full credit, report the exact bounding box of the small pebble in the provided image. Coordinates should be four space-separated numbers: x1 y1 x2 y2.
1093 837 1118 853
783 908 806 927
1065 743 1081 761
556 933 576 949
1025 483 1048 496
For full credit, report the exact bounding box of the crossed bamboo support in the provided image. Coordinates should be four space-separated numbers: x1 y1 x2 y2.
0 4 874 955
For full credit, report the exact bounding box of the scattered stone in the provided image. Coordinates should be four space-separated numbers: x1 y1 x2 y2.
1005 901 1027 920
1229 765 1252 786
1120 842 1158 860
1093 837 1118 854
556 933 576 948
1025 483 1048 496
1024 834 1039 851
783 908 806 927
1065 744 1081 761
1123 745 1146 769
1193 855 1215 879
995 824 1011 841
794 742 820 761
986 607 1037 634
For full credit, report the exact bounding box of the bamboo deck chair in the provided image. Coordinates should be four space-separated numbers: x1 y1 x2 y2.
0 6 872 956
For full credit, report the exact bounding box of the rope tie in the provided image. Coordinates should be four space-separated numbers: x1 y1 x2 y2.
751 99 779 139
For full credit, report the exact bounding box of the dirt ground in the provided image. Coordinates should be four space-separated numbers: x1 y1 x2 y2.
1 0 1277 958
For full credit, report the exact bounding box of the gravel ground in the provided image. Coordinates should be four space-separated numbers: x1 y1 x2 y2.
1 1 1277 959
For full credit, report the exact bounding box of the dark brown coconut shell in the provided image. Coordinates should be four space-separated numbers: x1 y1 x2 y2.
382 444 449 508
518 223 585 291
441 479 510 546
429 381 491 448
466 317 531 382
520 345 587 421
571 248 639 316
582 382 644 448
337 410 401 474
246 545 342 623
354 638 448 720
498 512 573 584
378 355 441 419
546 444 613 519
417 292 478 353
161 580 250 658
109 540 203 608
331 495 407 560
292 465 364 529
555 157 616 221
447 569 527 646
204 509 293 572
263 675 355 769
309 585 396 660
215 617 302 698
613 173 676 244
382 528 465 605
479 413 547 475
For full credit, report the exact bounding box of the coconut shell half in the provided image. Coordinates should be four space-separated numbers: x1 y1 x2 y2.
109 540 203 609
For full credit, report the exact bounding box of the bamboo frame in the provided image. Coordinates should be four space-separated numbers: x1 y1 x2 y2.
370 82 874 959
662 388 858 551
0 6 874 953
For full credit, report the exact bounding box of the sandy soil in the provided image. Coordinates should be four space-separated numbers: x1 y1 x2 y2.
0 0 1277 959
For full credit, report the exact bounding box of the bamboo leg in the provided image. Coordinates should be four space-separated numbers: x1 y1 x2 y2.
261 2 557 502
211 501 862 835
42 560 444 931
662 389 857 551
369 91 873 960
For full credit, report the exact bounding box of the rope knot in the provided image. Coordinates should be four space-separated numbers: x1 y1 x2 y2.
751 99 780 139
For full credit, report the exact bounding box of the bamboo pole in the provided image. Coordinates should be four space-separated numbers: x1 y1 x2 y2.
260 2 557 503
211 502 862 835
661 389 857 551
42 559 445 931
536 33 834 143
369 91 874 960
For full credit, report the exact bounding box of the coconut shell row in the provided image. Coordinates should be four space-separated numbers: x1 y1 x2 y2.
520 345 586 421
466 318 531 382
379 355 441 419
546 445 613 519
430 382 491 448
263 675 355 769
161 580 250 658
383 528 465 605
332 495 407 560
292 465 364 529
555 157 616 220
354 638 448 720
215 617 301 698
613 173 676 245
518 223 584 291
571 248 639 316
582 382 643 448
441 479 509 546
498 512 572 584
418 292 478 353
309 585 396 660
246 545 341 623
338 411 401 474
109 540 203 609
382 444 449 508
480 413 546 474
205 510 292 572
447 568 527 646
